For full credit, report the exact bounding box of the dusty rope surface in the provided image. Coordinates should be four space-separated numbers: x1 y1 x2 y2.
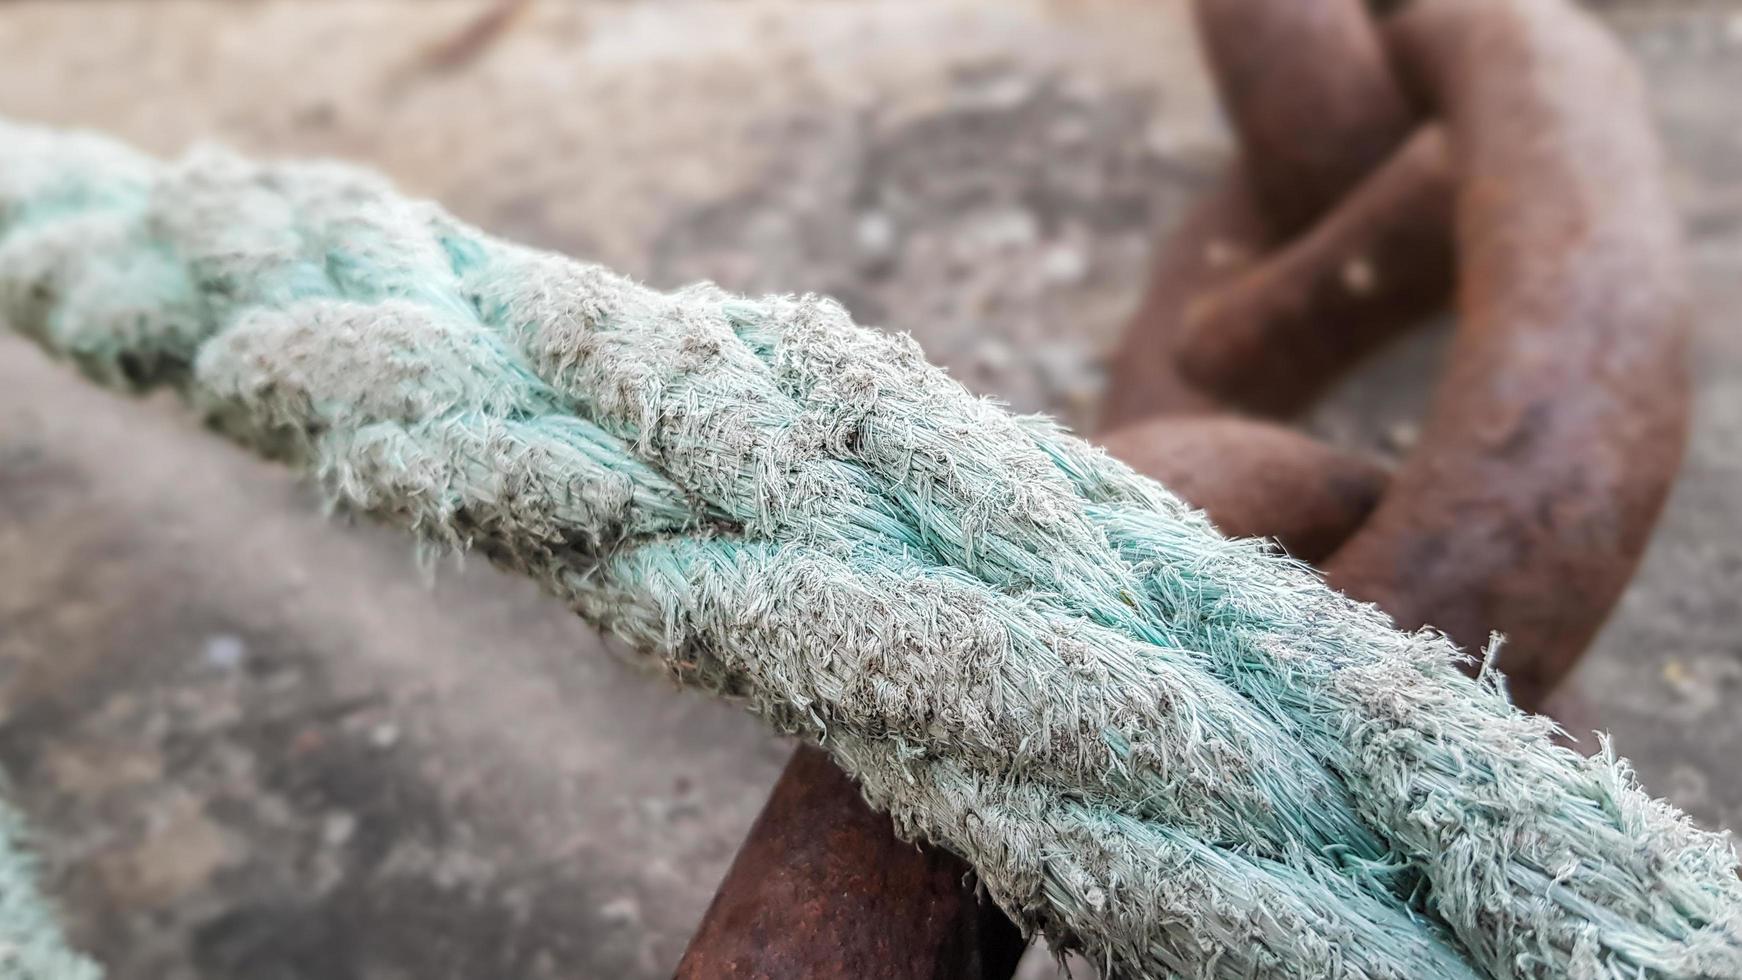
1 115 1738 979
0 797 98 980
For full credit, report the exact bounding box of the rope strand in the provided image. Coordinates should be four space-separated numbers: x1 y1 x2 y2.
2 118 1737 979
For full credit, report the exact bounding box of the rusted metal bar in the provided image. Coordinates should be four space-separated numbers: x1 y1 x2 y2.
1322 0 1692 710
1108 125 1455 424
1192 0 1416 233
1098 416 1388 562
1174 126 1455 416
1103 0 1424 428
1100 171 1270 428
673 744 1026 980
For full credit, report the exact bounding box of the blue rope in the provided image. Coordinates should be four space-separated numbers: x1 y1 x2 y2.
2 117 1737 979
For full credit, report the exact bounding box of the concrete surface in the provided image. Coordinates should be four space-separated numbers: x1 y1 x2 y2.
0 2 1736 977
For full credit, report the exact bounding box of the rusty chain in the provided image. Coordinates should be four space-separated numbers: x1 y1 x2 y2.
676 0 1692 975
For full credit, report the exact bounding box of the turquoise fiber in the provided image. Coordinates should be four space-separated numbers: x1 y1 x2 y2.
0 796 98 980
1 118 1738 979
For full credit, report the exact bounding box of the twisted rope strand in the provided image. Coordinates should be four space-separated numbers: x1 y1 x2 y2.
0 798 99 980
2 118 1738 979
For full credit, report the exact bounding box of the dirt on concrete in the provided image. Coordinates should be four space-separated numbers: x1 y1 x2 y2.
0 2 1737 978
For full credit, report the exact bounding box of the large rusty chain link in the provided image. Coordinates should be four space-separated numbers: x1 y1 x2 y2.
676 0 1692 975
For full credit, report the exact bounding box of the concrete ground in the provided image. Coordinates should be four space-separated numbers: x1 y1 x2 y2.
0 2 1736 977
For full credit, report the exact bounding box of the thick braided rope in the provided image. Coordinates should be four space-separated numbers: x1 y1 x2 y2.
2 119 1738 980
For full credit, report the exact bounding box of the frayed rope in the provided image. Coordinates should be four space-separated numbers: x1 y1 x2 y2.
0 794 99 980
1 118 1738 979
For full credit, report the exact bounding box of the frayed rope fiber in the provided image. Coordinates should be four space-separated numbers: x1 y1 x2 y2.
0 795 99 980
2 117 1738 980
